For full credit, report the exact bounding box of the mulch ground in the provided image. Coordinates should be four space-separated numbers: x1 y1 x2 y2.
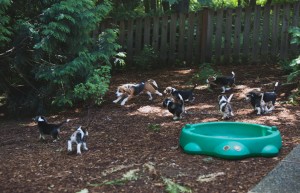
0 64 299 193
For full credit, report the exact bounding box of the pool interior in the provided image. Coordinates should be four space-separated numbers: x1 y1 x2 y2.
188 123 274 138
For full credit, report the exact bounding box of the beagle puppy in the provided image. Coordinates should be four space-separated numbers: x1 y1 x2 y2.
113 79 163 105
206 71 235 93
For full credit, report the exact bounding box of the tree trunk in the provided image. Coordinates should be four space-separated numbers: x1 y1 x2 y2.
144 0 150 13
249 0 256 7
162 1 170 12
171 0 189 13
150 0 157 12
266 0 272 5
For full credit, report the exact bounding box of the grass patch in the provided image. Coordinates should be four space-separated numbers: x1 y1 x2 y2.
148 124 161 132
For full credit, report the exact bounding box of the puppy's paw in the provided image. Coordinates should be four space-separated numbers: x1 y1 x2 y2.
113 100 118 103
173 116 181 121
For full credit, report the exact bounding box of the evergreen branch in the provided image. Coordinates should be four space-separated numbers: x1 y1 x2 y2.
0 37 30 58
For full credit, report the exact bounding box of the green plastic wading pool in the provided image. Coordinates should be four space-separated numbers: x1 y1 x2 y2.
179 122 282 159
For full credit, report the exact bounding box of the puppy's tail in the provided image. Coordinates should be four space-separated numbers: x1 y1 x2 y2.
57 119 70 127
227 94 234 103
178 93 185 113
231 71 235 78
191 84 198 91
147 79 159 89
260 93 264 102
273 82 279 93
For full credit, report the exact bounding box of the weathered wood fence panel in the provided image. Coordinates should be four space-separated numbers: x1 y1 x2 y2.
100 2 300 65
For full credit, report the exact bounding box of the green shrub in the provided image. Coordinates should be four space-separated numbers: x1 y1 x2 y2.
287 26 300 103
0 0 125 115
133 45 158 70
191 63 221 84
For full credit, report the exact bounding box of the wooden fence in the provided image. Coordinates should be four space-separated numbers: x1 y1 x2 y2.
100 2 300 65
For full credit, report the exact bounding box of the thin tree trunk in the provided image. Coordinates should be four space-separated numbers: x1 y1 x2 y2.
144 0 150 13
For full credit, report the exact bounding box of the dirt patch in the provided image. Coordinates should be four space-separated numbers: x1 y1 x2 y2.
0 64 299 193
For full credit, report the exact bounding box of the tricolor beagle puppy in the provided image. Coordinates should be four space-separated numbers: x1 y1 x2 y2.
206 71 235 93
163 84 197 102
113 79 163 105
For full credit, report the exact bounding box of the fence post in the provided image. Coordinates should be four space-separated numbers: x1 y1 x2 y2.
200 8 209 63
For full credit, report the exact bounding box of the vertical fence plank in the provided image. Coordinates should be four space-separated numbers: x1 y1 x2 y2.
200 9 209 63
280 5 290 60
261 5 271 61
224 9 233 64
292 2 300 26
215 9 224 64
178 13 186 61
143 17 151 46
271 4 280 58
117 21 125 46
206 10 213 62
126 19 134 63
187 13 195 64
194 12 202 64
251 6 261 63
242 7 252 63
135 18 143 54
160 15 169 63
233 7 242 63
169 14 177 65
152 16 160 51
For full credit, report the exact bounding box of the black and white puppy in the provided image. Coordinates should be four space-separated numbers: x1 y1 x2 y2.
245 82 279 115
163 94 185 120
164 84 197 102
218 94 234 119
33 116 70 141
206 71 235 93
67 126 88 155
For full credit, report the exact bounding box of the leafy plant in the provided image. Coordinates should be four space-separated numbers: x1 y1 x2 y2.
0 0 125 115
287 27 300 82
148 124 161 132
88 169 140 187
133 45 158 70
162 177 192 193
191 63 221 84
286 26 300 103
0 0 11 45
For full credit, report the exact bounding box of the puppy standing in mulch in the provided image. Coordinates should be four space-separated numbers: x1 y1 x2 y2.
163 84 197 102
163 93 185 120
206 71 235 93
67 126 88 155
113 79 163 105
33 116 70 142
245 82 279 115
218 94 234 119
